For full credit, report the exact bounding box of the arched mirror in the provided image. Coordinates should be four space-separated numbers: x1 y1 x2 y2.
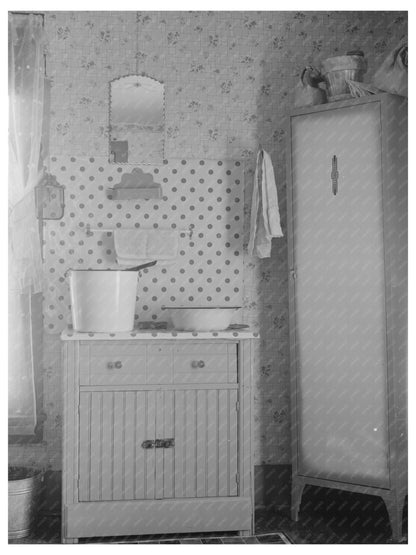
109 74 165 164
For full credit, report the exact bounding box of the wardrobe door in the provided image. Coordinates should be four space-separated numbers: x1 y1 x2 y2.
291 102 389 488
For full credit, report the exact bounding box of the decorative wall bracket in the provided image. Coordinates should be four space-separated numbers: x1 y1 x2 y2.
35 173 65 219
107 167 162 200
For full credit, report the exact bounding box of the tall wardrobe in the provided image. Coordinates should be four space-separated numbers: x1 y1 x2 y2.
286 94 407 540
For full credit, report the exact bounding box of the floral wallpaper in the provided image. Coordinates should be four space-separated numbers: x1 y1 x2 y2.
9 10 406 472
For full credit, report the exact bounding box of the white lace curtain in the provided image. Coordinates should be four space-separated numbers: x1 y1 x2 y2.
9 13 46 435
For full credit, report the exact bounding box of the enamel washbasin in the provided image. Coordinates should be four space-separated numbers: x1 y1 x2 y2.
162 306 241 332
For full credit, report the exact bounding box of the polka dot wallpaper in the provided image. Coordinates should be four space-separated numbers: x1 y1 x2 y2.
44 157 245 333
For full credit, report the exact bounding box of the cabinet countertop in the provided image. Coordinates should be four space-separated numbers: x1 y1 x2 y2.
61 328 259 341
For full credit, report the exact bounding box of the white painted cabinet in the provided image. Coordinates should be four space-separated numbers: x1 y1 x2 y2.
61 331 256 542
287 94 407 540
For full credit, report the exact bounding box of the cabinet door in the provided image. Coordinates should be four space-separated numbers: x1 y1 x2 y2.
78 390 157 502
78 387 239 502
170 388 239 499
291 102 389 488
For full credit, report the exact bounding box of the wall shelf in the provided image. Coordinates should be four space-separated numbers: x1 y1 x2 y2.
107 167 162 200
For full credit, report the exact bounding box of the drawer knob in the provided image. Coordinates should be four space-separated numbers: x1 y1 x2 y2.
107 361 123 369
191 360 205 369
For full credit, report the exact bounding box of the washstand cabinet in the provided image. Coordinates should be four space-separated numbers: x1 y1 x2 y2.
61 329 257 543
287 93 407 540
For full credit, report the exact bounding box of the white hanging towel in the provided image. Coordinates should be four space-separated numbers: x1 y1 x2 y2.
114 228 179 266
248 149 283 258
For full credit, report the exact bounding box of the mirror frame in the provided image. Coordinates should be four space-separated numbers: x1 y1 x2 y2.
108 73 165 165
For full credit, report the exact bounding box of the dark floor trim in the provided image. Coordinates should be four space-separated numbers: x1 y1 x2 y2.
255 464 291 511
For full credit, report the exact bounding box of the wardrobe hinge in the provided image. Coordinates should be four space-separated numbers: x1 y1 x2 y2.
236 400 240 412
235 473 240 485
289 268 296 280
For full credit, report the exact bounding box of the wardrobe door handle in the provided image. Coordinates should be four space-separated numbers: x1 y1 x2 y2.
331 155 339 196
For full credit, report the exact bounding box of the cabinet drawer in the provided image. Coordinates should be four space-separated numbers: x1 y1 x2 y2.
79 341 237 386
80 342 147 386
86 342 147 357
80 354 147 386
173 342 230 355
173 343 237 384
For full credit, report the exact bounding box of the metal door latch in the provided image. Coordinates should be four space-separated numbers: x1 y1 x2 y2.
155 438 175 448
141 439 155 449
142 438 175 449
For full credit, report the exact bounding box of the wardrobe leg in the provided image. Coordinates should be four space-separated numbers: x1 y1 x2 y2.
291 481 305 522
383 494 405 542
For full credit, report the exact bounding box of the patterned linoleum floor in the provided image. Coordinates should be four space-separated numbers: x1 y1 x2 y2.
9 516 291 544
115 532 290 544
9 506 407 544
9 488 408 545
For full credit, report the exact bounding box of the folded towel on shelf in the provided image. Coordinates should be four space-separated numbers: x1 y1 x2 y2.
248 149 283 258
114 228 179 266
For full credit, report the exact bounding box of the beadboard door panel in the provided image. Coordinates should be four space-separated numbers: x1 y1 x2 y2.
155 389 175 500
78 388 239 503
172 388 238 499
78 390 157 502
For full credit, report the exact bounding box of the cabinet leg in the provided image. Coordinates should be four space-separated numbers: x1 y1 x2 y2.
291 481 305 522
383 493 407 542
239 530 252 537
62 538 79 544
